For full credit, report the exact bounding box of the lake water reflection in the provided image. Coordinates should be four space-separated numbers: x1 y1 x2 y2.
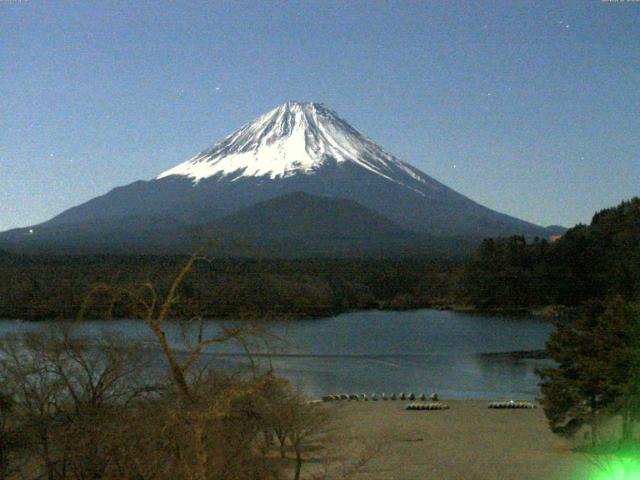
0 309 555 400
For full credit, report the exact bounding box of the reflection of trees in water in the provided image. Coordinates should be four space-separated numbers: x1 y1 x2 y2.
234 353 548 400
474 356 552 397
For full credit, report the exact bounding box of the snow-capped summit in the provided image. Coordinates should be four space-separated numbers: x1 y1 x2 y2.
4 100 559 253
157 101 422 189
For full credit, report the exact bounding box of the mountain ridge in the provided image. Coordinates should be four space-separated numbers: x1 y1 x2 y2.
1 101 564 255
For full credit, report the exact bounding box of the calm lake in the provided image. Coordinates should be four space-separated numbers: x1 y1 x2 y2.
0 309 555 400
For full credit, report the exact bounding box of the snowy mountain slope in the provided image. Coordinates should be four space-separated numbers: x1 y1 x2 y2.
0 101 561 255
157 102 428 195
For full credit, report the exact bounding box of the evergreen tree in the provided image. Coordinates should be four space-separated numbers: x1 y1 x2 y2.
537 298 640 445
605 301 640 441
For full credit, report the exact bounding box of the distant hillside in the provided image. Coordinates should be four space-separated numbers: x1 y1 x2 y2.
460 197 640 309
205 192 474 258
0 215 195 255
0 192 475 258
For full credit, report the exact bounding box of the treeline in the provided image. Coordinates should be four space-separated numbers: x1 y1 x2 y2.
0 254 460 320
460 197 640 310
2 197 638 320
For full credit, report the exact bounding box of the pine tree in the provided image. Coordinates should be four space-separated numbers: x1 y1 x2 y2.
537 298 640 445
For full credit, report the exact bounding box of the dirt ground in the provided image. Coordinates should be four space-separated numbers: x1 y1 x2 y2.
317 400 594 480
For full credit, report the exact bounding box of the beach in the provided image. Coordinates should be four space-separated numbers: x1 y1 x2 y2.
318 400 590 480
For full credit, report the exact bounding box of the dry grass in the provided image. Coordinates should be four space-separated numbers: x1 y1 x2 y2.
322 400 594 480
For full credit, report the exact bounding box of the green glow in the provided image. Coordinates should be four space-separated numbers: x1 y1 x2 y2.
589 456 640 480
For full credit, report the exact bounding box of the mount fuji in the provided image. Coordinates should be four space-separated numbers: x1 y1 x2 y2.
0 102 562 256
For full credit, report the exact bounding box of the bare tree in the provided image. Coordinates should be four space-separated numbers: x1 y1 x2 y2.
0 389 22 480
1 247 338 480
78 248 273 480
1 333 67 480
0 327 154 480
287 401 330 480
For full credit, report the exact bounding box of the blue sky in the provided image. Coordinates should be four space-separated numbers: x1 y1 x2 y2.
1 0 638 231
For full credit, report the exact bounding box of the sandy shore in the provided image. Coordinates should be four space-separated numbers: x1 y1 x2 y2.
320 400 591 480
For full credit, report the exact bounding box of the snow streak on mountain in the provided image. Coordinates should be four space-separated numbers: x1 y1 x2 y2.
0 100 559 256
157 102 427 194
